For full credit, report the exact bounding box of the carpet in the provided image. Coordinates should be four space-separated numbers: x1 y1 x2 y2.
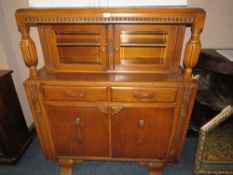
0 136 198 175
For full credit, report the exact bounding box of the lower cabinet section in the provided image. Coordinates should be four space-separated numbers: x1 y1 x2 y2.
25 82 197 175
45 105 109 157
45 103 176 160
111 106 174 159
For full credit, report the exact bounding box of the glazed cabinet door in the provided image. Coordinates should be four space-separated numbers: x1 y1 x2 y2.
39 25 107 72
45 104 109 157
113 25 181 72
111 106 175 159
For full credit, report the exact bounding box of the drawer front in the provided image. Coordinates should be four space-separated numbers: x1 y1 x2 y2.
111 87 177 102
43 86 108 101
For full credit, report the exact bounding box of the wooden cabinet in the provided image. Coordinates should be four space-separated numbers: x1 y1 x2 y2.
0 70 31 164
16 8 205 175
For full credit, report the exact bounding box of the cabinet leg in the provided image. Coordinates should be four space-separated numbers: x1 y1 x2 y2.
59 159 74 175
149 171 162 175
141 162 164 175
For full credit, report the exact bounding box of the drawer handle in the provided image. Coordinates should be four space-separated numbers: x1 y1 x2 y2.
65 91 85 98
75 117 83 143
133 92 155 99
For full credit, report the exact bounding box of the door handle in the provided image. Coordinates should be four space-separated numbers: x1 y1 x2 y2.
75 117 83 143
137 119 145 144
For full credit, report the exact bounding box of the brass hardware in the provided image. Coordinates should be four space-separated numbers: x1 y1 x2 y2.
65 91 85 98
115 47 119 52
138 118 145 144
133 92 155 99
75 117 83 143
75 117 81 126
139 119 145 128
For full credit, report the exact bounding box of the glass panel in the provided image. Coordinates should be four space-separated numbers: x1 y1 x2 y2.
119 31 167 65
55 31 101 64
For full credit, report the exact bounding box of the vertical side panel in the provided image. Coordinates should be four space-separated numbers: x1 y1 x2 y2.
24 81 55 160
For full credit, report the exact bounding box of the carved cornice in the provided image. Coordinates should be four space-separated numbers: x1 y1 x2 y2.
24 16 194 24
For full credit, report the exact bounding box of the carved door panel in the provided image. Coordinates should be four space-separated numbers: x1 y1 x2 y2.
111 106 175 159
45 105 109 157
113 25 181 72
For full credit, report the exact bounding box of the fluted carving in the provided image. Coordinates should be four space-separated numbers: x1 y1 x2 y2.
19 28 38 79
183 29 202 81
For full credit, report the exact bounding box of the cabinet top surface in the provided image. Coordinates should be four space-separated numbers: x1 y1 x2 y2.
31 67 187 86
16 8 205 81
16 7 205 25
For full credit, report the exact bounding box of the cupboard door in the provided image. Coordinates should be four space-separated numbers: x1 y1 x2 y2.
46 105 109 157
111 106 174 159
39 25 107 72
113 25 180 72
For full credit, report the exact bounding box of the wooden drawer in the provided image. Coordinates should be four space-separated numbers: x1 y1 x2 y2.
111 87 177 102
43 86 108 101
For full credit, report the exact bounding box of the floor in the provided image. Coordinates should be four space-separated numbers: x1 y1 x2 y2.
0 136 198 175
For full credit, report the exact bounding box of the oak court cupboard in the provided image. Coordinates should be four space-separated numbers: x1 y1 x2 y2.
15 8 205 175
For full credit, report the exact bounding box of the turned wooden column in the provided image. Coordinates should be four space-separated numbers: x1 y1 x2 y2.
183 12 205 81
18 25 38 79
183 28 202 81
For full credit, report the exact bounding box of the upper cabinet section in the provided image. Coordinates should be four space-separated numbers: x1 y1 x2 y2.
16 8 205 78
